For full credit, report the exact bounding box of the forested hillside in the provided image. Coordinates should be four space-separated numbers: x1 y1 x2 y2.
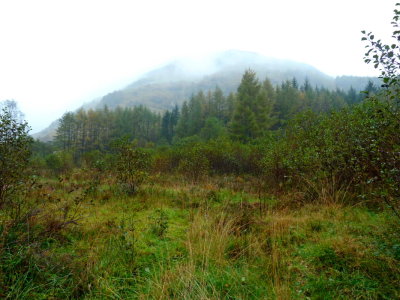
33 50 380 142
92 50 380 112
51 72 377 154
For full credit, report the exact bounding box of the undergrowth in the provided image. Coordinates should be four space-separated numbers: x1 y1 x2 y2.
1 175 399 299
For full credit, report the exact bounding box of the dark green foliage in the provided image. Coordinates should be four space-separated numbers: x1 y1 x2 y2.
161 105 179 144
44 70 359 166
0 102 32 207
258 78 277 130
30 139 55 157
41 63 392 209
345 86 360 105
200 117 227 141
178 144 210 182
208 86 229 123
260 98 400 207
175 101 190 138
188 91 206 136
113 139 151 194
56 111 76 151
45 150 74 175
230 70 263 141
55 105 160 161
202 138 244 174
274 80 302 123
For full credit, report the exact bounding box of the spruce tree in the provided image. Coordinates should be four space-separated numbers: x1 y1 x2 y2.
188 92 205 136
176 101 190 138
230 69 260 141
255 78 276 133
161 111 172 143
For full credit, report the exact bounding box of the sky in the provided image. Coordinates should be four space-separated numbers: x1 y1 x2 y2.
0 0 397 133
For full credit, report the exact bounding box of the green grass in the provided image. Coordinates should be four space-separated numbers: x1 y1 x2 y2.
1 176 399 299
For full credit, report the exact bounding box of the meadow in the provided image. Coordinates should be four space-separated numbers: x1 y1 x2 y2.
1 169 399 299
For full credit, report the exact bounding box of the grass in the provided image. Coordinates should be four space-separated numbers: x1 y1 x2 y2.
1 174 399 299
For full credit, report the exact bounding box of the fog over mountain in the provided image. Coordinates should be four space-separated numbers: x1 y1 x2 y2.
87 50 334 112
33 50 380 141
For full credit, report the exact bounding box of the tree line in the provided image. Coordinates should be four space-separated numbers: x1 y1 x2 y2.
53 71 377 157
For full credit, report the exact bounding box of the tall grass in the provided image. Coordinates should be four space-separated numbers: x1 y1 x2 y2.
1 174 399 299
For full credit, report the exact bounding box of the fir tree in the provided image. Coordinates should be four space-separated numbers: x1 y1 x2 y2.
176 101 190 138
230 70 261 141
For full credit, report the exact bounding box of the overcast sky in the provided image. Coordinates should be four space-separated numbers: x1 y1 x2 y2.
0 0 397 133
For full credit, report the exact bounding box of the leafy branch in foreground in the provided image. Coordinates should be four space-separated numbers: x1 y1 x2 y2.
362 3 400 93
362 3 400 219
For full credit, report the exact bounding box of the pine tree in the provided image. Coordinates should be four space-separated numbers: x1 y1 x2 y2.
346 87 359 105
170 105 179 140
161 110 172 143
188 92 205 136
176 101 190 138
254 82 276 134
226 92 236 122
363 80 379 98
56 112 76 151
274 80 301 123
230 70 261 141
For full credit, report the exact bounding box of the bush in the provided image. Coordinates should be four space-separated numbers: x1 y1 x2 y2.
260 99 399 207
177 144 210 182
0 105 32 208
45 150 74 175
113 139 151 194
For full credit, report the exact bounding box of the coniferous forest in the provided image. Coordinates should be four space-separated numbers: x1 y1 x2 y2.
1 5 400 300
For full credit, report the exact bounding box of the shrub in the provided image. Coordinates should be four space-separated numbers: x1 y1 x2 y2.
113 139 151 194
260 100 399 208
0 104 32 208
178 144 210 182
45 150 74 175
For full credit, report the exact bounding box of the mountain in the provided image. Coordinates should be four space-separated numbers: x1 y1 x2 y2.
88 50 336 112
33 50 380 141
32 119 59 142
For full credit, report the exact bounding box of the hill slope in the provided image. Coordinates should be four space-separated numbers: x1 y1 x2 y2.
33 50 380 141
89 50 337 111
